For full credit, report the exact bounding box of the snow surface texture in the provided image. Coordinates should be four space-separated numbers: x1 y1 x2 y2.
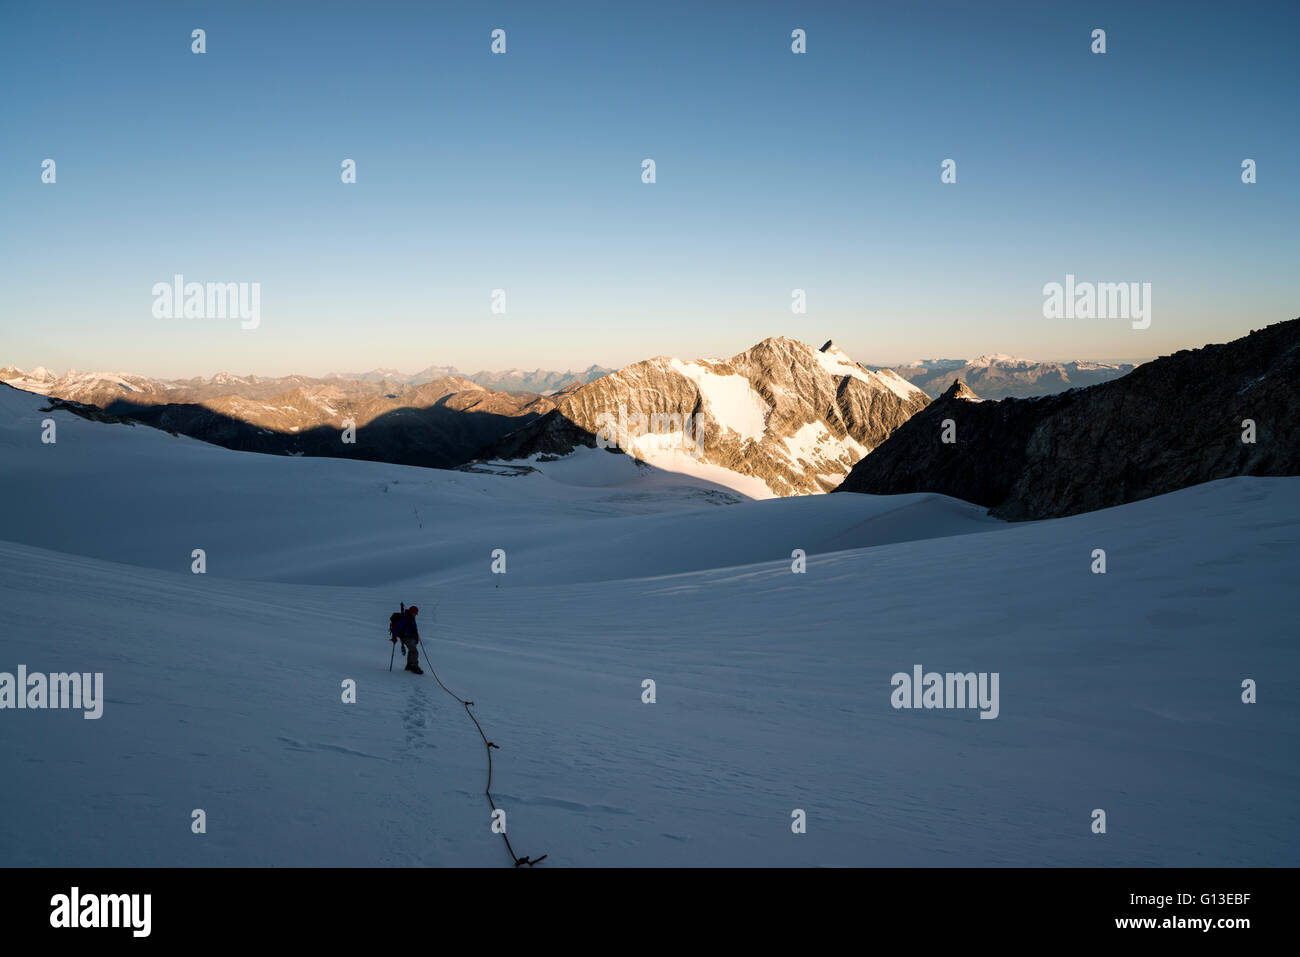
0 385 1296 866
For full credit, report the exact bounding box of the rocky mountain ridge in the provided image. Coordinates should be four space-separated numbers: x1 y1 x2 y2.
478 337 931 496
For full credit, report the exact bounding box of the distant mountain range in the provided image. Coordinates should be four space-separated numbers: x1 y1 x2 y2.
837 318 1300 519
0 363 619 469
0 352 1139 407
0 363 613 399
871 355 1139 399
324 365 614 393
8 327 1285 514
0 339 934 497
0 367 558 469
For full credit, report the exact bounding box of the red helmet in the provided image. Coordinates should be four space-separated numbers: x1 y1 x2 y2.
408 605 419 615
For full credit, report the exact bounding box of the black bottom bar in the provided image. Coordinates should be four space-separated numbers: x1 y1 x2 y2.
5 867 1285 943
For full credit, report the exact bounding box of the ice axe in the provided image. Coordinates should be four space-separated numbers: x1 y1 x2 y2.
388 601 405 671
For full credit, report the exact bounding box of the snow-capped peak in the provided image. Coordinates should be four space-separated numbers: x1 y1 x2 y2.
813 341 926 400
818 339 852 359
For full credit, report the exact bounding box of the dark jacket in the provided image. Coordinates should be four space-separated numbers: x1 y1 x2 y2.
395 611 420 642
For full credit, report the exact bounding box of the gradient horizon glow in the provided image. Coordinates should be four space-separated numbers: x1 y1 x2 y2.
1 0 1296 377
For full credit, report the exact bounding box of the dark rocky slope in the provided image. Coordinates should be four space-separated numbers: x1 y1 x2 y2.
835 319 1300 520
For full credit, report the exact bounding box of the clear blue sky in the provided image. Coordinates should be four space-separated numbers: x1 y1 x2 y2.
1 0 1296 377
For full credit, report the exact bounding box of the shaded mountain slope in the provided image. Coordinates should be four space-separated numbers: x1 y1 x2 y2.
837 318 1300 519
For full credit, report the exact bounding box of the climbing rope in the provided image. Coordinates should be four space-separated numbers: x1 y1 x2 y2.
417 613 547 868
